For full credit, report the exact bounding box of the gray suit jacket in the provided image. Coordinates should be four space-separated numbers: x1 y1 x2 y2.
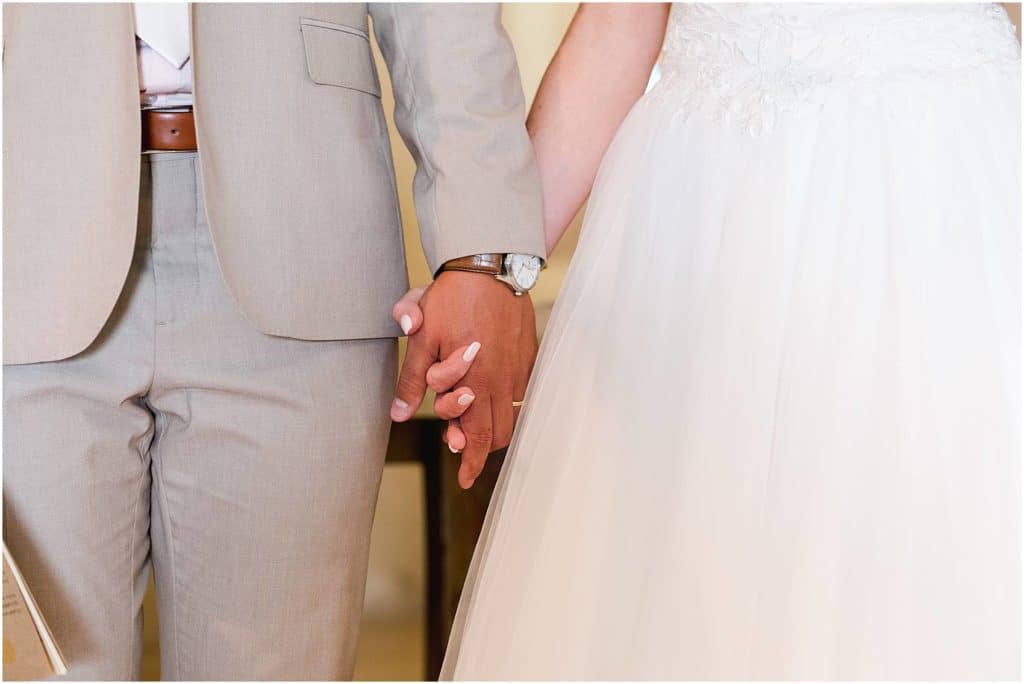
3 3 545 365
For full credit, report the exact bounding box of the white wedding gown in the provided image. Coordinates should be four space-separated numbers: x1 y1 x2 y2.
443 4 1021 679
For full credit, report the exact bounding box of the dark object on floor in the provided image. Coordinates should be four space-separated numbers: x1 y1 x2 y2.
385 418 505 679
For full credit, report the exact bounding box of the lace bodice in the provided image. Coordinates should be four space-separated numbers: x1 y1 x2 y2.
648 3 1020 135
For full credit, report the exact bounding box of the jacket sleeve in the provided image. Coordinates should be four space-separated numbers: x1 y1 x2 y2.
369 3 546 273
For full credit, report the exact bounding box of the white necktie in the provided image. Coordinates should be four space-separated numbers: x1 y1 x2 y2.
134 3 191 69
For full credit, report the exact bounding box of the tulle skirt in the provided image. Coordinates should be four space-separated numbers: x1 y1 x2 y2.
444 5 1021 679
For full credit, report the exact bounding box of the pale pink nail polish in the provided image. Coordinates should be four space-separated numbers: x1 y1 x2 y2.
463 341 481 362
393 398 409 411
400 314 413 335
458 393 475 406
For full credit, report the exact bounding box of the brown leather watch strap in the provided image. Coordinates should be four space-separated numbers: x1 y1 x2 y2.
142 109 197 151
438 253 504 276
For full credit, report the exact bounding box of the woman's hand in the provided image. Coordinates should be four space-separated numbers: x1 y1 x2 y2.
392 288 471 453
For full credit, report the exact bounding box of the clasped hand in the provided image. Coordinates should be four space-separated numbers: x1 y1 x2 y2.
389 271 537 489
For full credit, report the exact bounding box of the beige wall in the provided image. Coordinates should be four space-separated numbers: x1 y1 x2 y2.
1006 3 1022 40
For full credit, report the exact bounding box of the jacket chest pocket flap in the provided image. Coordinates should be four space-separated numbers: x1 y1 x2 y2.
300 18 381 97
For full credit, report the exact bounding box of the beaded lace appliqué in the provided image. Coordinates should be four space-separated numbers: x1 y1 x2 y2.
645 3 1021 136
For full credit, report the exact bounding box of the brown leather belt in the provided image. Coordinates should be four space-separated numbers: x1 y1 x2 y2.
141 109 197 151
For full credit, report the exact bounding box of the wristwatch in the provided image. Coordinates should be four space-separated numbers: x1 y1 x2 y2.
439 253 544 296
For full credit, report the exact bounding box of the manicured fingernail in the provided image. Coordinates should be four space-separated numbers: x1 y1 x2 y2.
449 443 459 454
458 393 475 406
392 398 409 415
463 341 481 362
400 314 413 335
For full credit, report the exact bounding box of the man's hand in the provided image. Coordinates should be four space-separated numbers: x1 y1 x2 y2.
391 271 537 489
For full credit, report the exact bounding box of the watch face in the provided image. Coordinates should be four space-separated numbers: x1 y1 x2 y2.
506 254 541 290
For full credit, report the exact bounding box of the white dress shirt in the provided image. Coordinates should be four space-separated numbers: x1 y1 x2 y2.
134 3 192 108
